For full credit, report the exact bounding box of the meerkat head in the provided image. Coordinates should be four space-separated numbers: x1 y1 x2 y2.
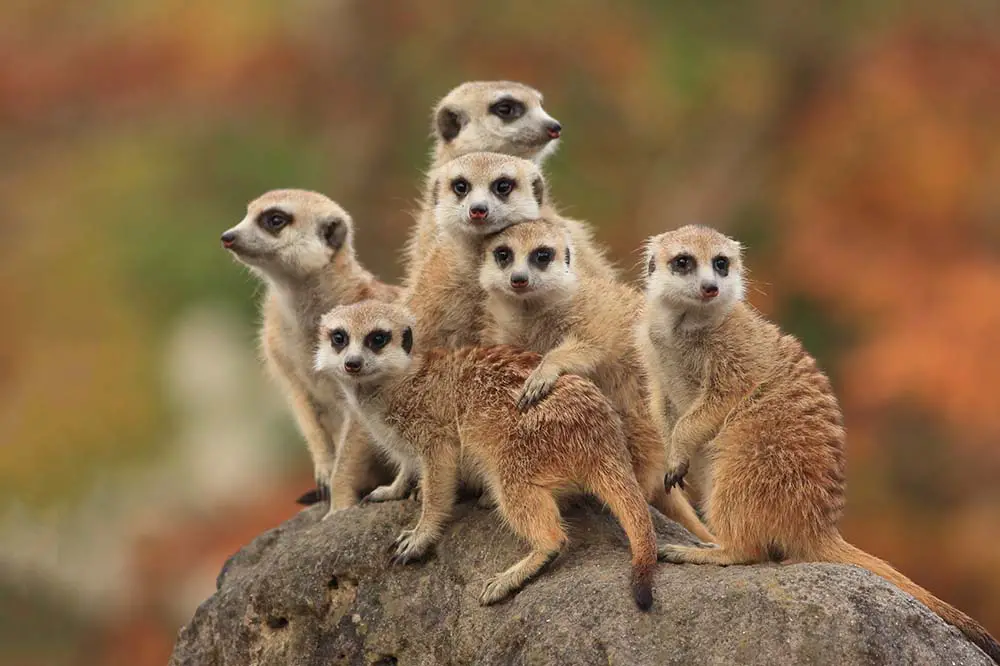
431 152 546 239
479 220 576 302
220 189 355 281
644 225 745 314
433 81 562 165
314 300 416 387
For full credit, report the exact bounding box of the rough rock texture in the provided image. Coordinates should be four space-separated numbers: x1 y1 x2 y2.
170 498 991 666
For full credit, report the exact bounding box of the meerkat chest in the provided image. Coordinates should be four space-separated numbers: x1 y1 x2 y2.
657 343 707 414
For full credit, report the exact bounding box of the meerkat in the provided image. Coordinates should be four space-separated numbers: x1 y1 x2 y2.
478 221 715 544
314 300 658 610
220 189 400 514
638 224 1000 660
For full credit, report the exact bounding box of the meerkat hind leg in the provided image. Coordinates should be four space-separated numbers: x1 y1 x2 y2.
480 485 567 606
658 543 760 566
649 485 716 545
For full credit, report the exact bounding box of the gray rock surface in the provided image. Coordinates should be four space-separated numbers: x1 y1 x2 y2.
170 498 991 665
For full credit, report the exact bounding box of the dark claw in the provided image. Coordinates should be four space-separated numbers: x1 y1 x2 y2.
296 488 323 506
663 461 690 491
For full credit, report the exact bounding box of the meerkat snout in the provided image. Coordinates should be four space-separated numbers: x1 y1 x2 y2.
469 202 489 221
510 271 530 290
546 121 562 139
700 281 719 299
220 230 237 248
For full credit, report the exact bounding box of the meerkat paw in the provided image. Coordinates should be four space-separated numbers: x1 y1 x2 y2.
517 366 560 411
321 504 348 521
663 459 690 491
657 544 690 564
479 574 518 606
475 493 496 510
389 529 433 565
362 483 410 504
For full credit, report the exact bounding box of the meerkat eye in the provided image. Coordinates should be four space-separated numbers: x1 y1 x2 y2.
258 208 292 233
491 178 516 197
330 328 348 350
451 178 470 197
493 246 513 268
648 256 656 274
489 97 525 120
670 254 695 274
713 256 730 277
365 329 392 352
531 246 555 268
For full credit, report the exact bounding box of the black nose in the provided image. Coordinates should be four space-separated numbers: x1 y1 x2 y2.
701 282 719 298
510 273 530 289
546 122 562 139
344 357 363 374
469 204 489 220
220 231 237 248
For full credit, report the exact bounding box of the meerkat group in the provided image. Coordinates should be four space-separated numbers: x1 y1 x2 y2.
220 81 1000 658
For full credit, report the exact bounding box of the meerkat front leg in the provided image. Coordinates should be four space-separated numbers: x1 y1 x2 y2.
518 336 604 410
362 452 420 504
284 382 339 504
665 392 729 489
391 448 459 565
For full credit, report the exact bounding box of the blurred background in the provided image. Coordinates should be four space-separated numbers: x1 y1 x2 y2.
2 1 999 663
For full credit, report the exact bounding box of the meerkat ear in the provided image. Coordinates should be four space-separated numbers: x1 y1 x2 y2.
430 178 440 208
401 327 413 354
565 245 571 266
531 176 545 208
322 219 348 251
436 106 464 142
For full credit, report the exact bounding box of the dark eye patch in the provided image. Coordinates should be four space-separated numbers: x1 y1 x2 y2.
648 255 656 274
489 96 526 121
364 329 392 353
451 178 470 198
493 245 514 268
669 254 695 274
530 246 556 269
491 177 516 198
257 208 293 234
712 255 730 277
330 328 349 351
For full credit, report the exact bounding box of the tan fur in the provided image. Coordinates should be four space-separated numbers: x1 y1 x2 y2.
221 189 399 514
478 221 714 544
314 300 658 610
638 224 1000 661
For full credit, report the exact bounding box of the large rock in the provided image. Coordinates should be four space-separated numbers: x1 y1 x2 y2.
170 498 991 665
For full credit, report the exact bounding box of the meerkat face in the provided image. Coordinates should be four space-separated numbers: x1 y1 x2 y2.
314 301 416 387
644 225 745 313
432 152 546 239
220 189 354 280
479 221 576 302
433 81 562 165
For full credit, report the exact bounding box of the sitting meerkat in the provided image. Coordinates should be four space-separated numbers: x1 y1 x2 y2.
314 300 658 609
478 220 714 544
220 189 399 514
638 224 1000 660
403 80 563 280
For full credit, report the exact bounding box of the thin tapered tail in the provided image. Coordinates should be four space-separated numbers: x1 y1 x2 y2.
810 535 1000 662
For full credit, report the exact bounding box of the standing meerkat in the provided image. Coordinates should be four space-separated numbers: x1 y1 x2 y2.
638 224 1000 660
403 80 563 277
220 189 399 514
314 300 659 610
478 220 715 544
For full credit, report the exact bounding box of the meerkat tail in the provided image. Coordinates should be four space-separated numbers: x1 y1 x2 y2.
809 535 1000 661
295 488 323 505
590 467 658 611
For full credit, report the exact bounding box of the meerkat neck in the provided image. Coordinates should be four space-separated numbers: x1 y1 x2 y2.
650 301 734 340
269 258 371 329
